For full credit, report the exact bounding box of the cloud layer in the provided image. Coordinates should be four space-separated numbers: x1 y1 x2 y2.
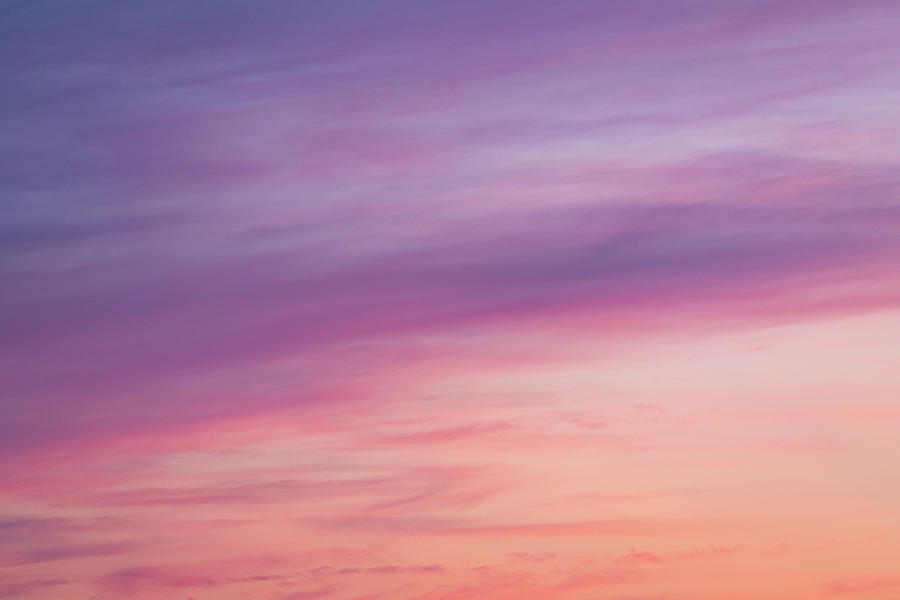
2 1 900 598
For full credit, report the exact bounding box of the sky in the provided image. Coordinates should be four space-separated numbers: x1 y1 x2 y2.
2 1 900 599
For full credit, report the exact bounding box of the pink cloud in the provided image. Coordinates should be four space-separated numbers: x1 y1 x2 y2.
0 578 68 600
279 589 334 600
99 566 217 594
825 578 900 595
616 551 666 566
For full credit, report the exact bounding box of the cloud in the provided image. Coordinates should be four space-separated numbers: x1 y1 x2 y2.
4 0 900 457
316 516 705 539
615 551 665 566
0 578 67 599
3 151 900 454
0 517 84 541
311 565 445 576
369 422 517 446
280 588 334 600
447 520 691 537
550 569 648 593
506 552 557 563
615 545 742 567
98 567 217 594
0 515 143 567
2 542 138 567
825 578 900 595
89 478 395 508
669 545 742 561
404 564 647 600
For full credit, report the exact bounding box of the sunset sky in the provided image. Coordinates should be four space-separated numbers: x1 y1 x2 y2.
2 1 900 599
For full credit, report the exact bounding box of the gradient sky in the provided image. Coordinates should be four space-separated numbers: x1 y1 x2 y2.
2 1 900 599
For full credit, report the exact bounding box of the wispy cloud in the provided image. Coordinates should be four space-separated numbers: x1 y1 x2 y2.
2 1 900 599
